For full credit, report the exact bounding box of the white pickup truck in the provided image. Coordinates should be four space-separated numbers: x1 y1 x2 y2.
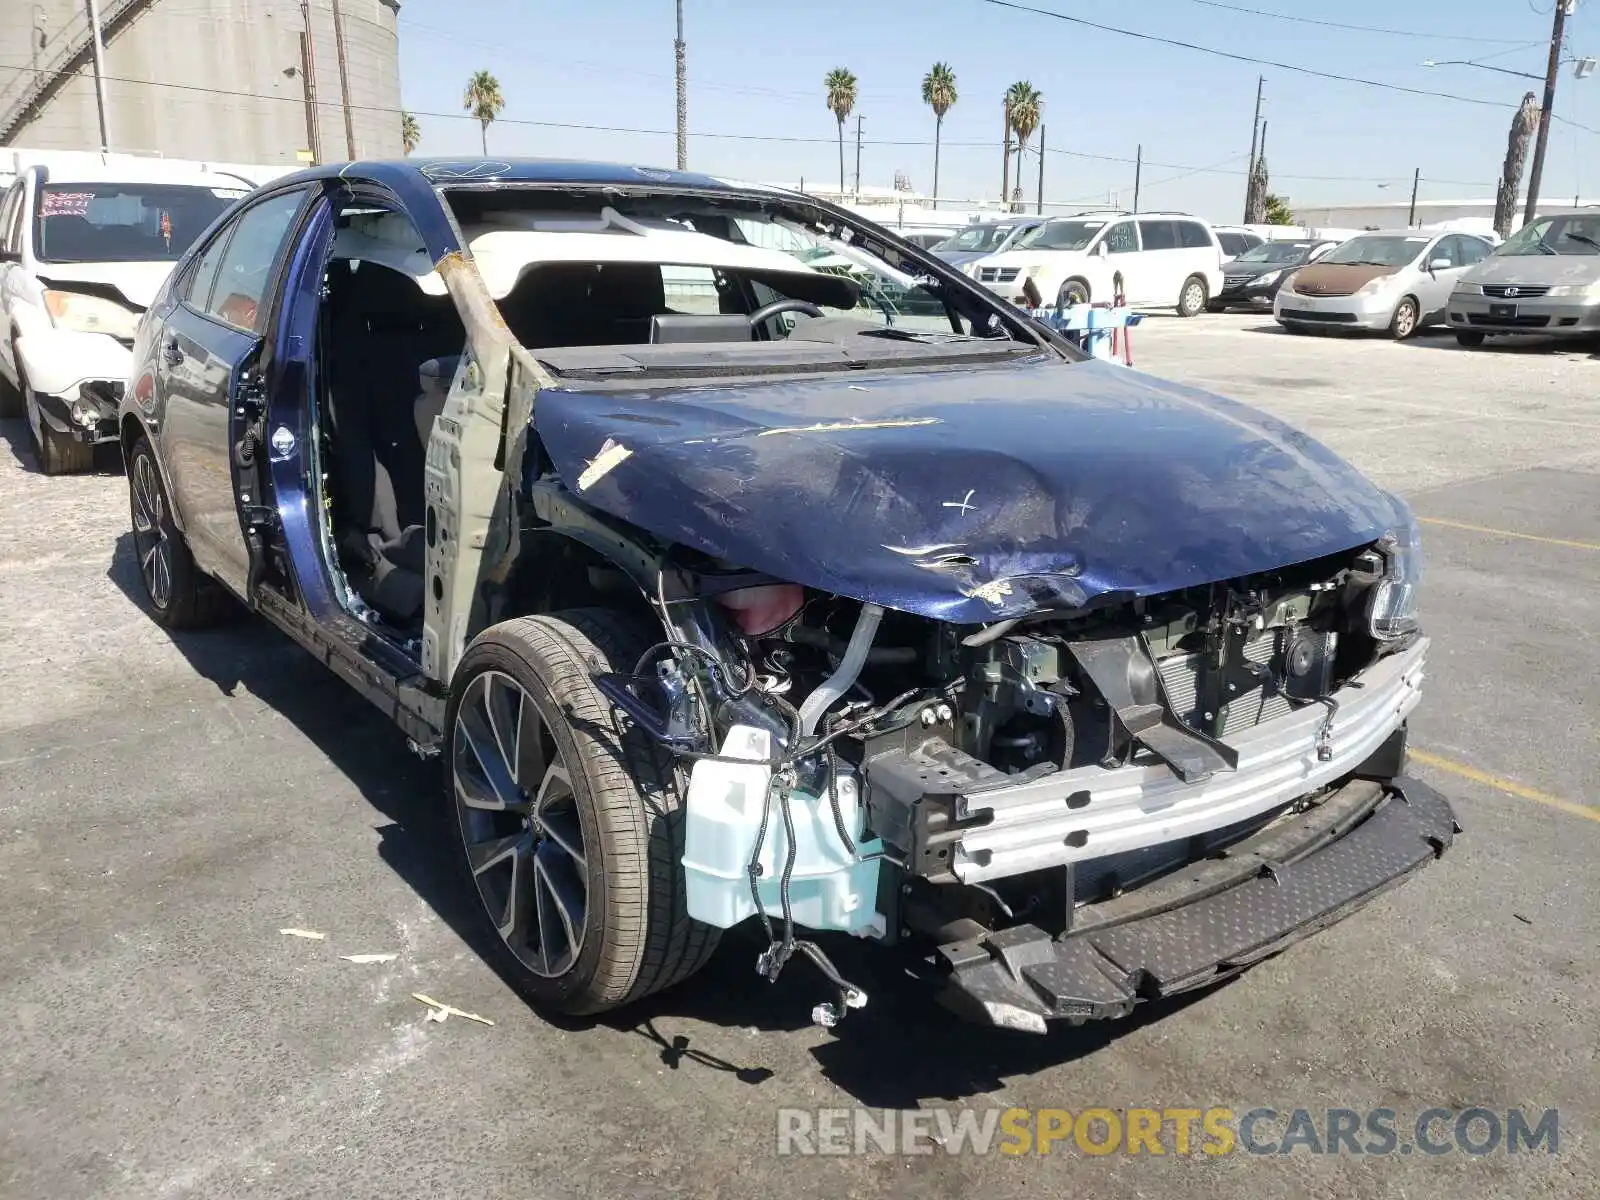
0 159 252 473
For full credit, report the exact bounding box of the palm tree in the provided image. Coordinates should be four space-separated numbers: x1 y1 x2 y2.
400 111 420 156
921 63 957 208
824 67 858 196
1003 81 1042 212
463 70 505 156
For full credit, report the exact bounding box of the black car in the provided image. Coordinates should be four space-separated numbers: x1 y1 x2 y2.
118 160 1451 1033
1211 239 1341 310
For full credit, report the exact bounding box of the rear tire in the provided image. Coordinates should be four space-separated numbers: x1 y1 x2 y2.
1177 274 1209 317
446 609 719 1016
1455 331 1486 348
0 366 22 419
126 436 232 628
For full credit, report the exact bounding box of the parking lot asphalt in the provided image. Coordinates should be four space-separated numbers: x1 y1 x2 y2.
1 315 1595 1200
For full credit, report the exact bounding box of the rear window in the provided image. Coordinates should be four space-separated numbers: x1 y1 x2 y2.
1178 222 1215 249
33 182 242 264
1138 220 1179 251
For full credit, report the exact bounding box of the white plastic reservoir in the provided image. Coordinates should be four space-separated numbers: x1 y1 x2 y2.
682 725 885 936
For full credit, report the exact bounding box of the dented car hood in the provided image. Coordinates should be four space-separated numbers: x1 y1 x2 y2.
532 358 1401 623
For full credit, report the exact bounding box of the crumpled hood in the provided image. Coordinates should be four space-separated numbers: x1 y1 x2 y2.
533 358 1400 623
36 261 176 310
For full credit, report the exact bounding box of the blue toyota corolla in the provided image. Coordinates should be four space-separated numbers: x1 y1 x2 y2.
118 158 1455 1032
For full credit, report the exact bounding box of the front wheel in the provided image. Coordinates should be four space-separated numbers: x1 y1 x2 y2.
36 421 94 475
1177 275 1209 317
1389 296 1420 340
1455 331 1486 348
446 610 719 1016
127 436 231 627
1056 279 1090 308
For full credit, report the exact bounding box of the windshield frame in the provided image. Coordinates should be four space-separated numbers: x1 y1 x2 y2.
1496 214 1600 257
31 181 243 265
1233 241 1318 265
1318 234 1431 268
1011 219 1107 252
433 180 1074 369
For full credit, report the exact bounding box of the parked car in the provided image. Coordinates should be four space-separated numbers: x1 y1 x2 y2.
1447 211 1600 346
1211 225 1266 260
930 218 1043 269
0 161 251 472
970 211 1225 316
120 158 1453 1033
1274 230 1493 339
896 228 958 251
1210 238 1341 311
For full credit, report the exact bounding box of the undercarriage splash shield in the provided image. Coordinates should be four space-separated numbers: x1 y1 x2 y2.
935 776 1458 1032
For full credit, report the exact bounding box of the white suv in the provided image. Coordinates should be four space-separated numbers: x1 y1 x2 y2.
0 161 250 472
968 211 1225 317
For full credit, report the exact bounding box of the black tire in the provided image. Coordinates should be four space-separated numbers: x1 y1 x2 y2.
126 436 232 628
1177 274 1209 317
446 609 719 1016
1056 278 1090 307
1455 331 1486 348
36 421 94 475
1389 296 1420 341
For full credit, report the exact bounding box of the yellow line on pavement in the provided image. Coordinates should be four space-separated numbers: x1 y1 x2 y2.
1417 516 1600 553
1410 749 1599 823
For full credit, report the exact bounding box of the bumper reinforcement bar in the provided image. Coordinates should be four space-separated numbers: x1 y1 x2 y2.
935 775 1458 1032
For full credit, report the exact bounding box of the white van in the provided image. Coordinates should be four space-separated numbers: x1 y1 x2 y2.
969 211 1226 316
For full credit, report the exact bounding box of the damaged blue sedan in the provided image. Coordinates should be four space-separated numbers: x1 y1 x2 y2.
119 159 1456 1031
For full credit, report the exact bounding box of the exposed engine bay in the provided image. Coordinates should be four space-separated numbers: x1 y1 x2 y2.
591 534 1426 1028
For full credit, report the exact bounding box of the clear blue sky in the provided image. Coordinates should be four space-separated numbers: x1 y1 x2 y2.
396 0 1597 221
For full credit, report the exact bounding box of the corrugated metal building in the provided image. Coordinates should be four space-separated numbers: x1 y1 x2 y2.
0 0 401 166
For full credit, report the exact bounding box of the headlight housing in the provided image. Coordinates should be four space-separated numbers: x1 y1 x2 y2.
1279 271 1299 295
1545 279 1600 297
1355 274 1398 297
1254 269 1284 286
1367 500 1422 641
1452 282 1483 296
43 289 140 340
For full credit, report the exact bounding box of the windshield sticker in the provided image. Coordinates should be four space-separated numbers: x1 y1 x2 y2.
41 192 93 217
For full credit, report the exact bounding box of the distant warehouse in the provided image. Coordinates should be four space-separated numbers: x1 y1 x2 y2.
0 0 402 165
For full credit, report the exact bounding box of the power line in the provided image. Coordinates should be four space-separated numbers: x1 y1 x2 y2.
1175 0 1539 45
979 0 1516 109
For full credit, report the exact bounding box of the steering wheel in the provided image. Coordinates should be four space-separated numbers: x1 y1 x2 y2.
747 298 825 329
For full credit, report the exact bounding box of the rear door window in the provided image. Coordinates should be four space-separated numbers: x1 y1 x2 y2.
1137 220 1179 251
203 189 308 333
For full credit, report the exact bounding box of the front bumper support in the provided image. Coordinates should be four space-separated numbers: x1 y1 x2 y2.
936 774 1458 1031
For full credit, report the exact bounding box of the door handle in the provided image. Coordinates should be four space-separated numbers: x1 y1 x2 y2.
162 338 184 367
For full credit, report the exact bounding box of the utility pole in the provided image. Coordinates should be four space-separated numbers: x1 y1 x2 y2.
85 0 111 151
853 114 863 200
1244 75 1263 222
674 0 688 170
300 1 323 164
1133 143 1142 212
1036 124 1045 214
1525 0 1572 225
1408 167 1421 226
329 0 357 159
1001 101 1011 210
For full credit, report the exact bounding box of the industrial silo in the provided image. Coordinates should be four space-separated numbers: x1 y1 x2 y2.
0 0 403 166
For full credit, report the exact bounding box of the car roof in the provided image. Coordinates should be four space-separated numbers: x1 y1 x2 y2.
273 157 762 197
26 160 253 189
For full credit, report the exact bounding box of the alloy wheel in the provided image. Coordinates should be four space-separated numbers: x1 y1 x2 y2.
131 453 173 610
1393 300 1417 339
452 669 588 978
